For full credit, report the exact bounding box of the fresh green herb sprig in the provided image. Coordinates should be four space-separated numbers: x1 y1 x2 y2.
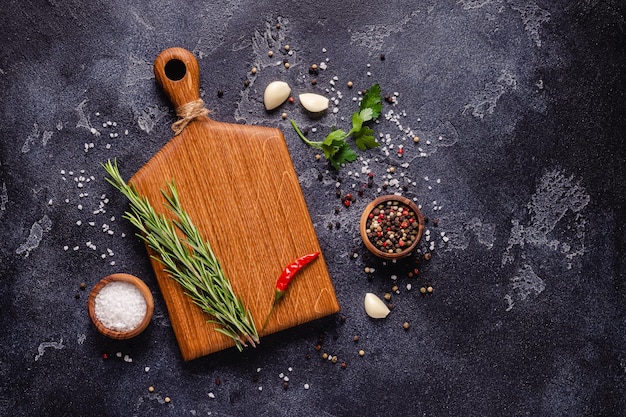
103 160 259 351
291 83 383 169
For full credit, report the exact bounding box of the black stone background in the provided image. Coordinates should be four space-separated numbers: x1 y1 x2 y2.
1 1 625 416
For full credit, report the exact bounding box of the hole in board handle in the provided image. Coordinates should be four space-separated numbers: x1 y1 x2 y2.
164 59 186 81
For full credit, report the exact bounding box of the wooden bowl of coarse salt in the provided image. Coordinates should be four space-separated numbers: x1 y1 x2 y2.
87 273 154 340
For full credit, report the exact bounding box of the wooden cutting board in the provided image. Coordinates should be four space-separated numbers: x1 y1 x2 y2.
130 47 339 361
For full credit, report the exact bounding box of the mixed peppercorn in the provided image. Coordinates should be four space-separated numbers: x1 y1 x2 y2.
364 200 420 255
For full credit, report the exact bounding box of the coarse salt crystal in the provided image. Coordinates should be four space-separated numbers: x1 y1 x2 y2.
95 281 146 332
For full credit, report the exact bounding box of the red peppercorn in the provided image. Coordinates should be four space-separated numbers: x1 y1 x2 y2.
344 199 351 208
102 353 108 360
368 213 374 219
288 96 295 103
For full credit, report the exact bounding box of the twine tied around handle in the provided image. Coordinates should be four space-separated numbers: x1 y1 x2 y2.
171 99 210 135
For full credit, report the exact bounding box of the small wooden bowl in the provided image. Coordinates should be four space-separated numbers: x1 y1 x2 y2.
87 273 154 340
360 195 425 260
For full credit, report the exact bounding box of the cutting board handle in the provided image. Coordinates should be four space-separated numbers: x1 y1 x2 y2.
154 47 202 110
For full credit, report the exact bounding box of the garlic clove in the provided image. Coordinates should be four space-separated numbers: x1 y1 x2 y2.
299 93 329 113
364 293 391 319
264 81 291 110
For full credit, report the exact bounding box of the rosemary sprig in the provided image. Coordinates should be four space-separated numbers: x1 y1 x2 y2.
103 159 259 351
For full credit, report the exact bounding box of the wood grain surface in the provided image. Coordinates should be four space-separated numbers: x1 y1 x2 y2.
130 48 339 361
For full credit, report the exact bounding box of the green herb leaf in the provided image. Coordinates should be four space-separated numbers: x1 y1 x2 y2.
351 112 364 132
354 126 379 151
329 142 358 169
323 129 349 147
360 83 382 120
359 108 373 123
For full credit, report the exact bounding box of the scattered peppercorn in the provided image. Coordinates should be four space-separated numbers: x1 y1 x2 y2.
215 377 221 385
315 154 321 160
284 44 290 51
282 381 289 389
79 282 86 290
243 79 250 87
284 62 290 69
353 335 359 342
148 386 154 392
322 352 329 360
288 96 295 103
403 322 410 330
347 81 353 88
217 89 224 97
341 362 347 369
433 218 439 226
413 136 419 143
420 287 427 294
427 286 433 293
392 285 399 292
311 78 317 85
359 350 365 357
251 67 257 74
424 252 432 261
164 397 171 403
380 53 386 61
281 112 287 120
331 356 338 364
268 51 274 57
384 293 391 301
74 291 80 299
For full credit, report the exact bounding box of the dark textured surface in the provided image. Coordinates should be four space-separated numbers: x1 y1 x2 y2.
1 1 625 416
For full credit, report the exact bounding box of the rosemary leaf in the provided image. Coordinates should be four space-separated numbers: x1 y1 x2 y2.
102 159 259 350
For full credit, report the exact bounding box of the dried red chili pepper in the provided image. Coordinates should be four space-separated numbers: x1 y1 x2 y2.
274 252 320 302
262 252 320 331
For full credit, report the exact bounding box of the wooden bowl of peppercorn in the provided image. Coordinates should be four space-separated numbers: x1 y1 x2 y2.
360 195 425 260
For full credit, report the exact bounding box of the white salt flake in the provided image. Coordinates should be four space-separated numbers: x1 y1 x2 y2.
95 281 146 332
